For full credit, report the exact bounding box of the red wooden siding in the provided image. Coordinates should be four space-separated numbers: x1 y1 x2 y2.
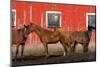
12 1 96 46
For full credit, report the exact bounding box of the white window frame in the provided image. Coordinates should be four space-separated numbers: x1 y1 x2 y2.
12 9 16 27
86 13 96 30
46 11 62 28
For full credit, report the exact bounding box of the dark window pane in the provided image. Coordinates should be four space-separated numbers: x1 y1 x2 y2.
11 11 15 27
88 15 96 28
47 13 60 28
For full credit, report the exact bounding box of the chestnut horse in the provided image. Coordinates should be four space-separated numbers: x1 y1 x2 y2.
26 23 69 57
12 25 30 60
59 31 74 55
26 23 92 57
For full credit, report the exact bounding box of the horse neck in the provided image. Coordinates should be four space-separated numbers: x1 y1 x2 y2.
18 28 25 37
32 25 44 37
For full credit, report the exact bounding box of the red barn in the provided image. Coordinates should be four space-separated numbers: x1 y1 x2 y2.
11 1 96 51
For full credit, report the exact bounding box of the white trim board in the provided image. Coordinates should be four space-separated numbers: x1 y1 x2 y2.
12 9 16 27
86 13 96 30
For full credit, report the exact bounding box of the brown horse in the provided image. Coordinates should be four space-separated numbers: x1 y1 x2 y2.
26 23 69 57
26 23 92 57
59 31 74 54
71 29 92 53
58 28 92 54
12 25 30 60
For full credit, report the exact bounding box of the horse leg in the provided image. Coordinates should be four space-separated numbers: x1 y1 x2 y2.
43 43 49 58
62 43 68 56
71 41 77 53
15 44 20 61
66 42 72 55
43 43 49 63
21 44 25 59
83 43 89 53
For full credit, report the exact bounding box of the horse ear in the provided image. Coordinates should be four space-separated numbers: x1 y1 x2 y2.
24 24 27 28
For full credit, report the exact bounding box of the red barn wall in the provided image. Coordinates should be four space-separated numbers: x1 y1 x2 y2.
12 1 96 46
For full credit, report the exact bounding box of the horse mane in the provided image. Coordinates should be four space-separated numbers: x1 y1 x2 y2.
31 22 54 32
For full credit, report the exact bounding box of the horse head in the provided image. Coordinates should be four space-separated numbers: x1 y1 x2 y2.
23 24 31 37
27 22 39 32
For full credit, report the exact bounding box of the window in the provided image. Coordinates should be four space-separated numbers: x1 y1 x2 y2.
46 11 61 28
11 9 16 27
86 13 96 30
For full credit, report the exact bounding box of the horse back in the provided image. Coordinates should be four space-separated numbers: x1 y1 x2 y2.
72 31 90 43
59 31 74 43
40 29 60 43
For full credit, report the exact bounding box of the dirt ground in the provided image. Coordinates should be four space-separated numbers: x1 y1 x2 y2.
12 52 96 67
11 41 96 67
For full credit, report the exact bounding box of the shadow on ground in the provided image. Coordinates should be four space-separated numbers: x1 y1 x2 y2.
12 52 96 67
